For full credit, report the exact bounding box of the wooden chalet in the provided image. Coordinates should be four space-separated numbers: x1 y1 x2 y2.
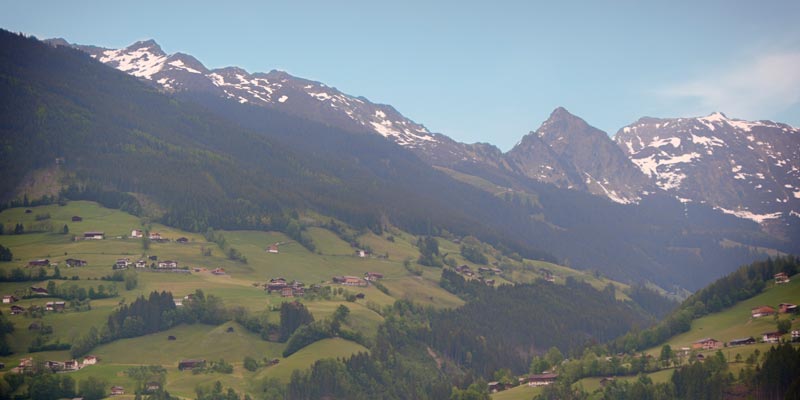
71 216 83 222
30 286 49 296
145 382 162 392
691 338 722 350
46 360 65 371
211 268 226 275
135 259 147 268
110 386 125 395
774 272 790 284
113 258 131 270
157 260 178 269
364 272 384 281
268 244 279 254
28 259 50 267
64 359 79 371
178 359 206 370
488 381 508 393
752 305 776 318
176 237 189 244
779 303 798 314
131 229 144 238
762 331 782 343
527 373 558 387
10 305 25 315
2 295 18 304
728 337 756 346
148 232 162 240
65 258 88 267
333 276 367 287
45 301 66 311
82 356 98 366
83 231 104 240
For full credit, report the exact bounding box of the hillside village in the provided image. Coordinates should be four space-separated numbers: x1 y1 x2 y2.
0 202 798 399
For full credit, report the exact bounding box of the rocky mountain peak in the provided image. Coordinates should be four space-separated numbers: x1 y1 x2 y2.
615 113 799 234
126 39 164 55
506 108 655 204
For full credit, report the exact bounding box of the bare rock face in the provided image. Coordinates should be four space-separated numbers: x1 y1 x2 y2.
506 107 655 204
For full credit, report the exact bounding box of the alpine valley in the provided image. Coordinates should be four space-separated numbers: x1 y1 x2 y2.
1 30 799 400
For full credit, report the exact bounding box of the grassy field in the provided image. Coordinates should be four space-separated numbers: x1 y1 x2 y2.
0 200 642 398
644 276 800 356
253 338 368 383
491 383 543 400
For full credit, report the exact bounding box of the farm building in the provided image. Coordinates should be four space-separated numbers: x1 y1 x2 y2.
779 303 797 314
10 305 25 315
65 258 87 267
774 272 790 284
751 306 776 318
332 276 367 287
176 237 189 243
728 337 756 346
2 295 18 304
27 259 50 267
157 260 178 269
364 272 384 281
83 231 104 240
268 244 279 253
45 301 66 311
526 373 558 387
691 338 722 350
30 286 49 296
762 331 782 343
178 359 206 370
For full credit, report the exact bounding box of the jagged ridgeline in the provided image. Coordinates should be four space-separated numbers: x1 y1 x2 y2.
0 30 787 290
0 30 554 261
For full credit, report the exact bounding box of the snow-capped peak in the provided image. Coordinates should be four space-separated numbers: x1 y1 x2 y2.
60 38 439 149
616 112 800 227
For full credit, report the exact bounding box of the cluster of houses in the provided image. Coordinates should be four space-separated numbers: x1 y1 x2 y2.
111 257 186 272
27 258 88 268
4 294 67 315
332 276 367 287
453 265 497 285
266 277 305 297
488 373 559 394
11 355 97 374
750 303 798 317
130 230 181 243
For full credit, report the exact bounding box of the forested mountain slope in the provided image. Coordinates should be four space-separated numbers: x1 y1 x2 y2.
0 30 789 290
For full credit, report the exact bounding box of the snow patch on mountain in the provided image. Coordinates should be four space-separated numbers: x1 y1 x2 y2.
714 207 782 224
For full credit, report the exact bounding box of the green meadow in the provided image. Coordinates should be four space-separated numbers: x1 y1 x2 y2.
0 201 645 397
645 276 800 356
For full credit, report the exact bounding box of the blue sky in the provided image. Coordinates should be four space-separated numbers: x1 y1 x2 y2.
3 1 799 150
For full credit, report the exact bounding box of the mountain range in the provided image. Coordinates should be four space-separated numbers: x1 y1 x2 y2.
47 37 800 237
1 30 796 291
